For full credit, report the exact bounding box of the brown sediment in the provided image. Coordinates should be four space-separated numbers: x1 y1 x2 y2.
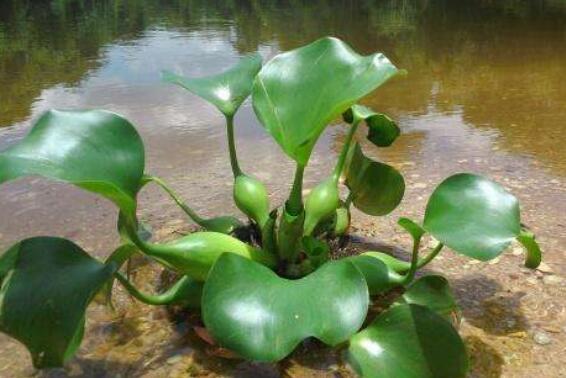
0 1 565 376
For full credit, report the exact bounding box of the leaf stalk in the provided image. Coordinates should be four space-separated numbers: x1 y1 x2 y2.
115 272 200 306
333 119 361 183
286 163 305 215
225 114 242 177
402 236 422 285
144 175 206 225
416 242 444 270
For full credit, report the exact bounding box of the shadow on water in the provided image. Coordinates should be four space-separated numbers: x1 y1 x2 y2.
349 235 531 333
1 0 566 176
465 335 504 378
451 275 530 336
0 0 564 376
345 236 516 378
38 358 136 378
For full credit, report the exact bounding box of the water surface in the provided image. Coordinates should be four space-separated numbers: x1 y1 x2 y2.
1 0 565 253
0 1 565 376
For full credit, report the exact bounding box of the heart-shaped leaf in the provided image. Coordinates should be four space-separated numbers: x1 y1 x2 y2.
253 37 399 165
0 237 117 368
345 143 405 216
202 254 369 362
0 109 145 216
343 104 400 147
347 304 468 378
423 173 521 261
398 275 458 319
163 53 262 117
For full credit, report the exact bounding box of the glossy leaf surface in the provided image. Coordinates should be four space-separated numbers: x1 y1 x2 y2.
0 237 116 368
348 304 468 378
253 37 398 165
348 254 403 295
398 275 458 318
202 254 368 362
303 178 340 235
139 232 276 281
343 104 400 147
233 174 270 228
163 53 262 116
199 216 244 235
423 173 520 261
345 143 405 216
0 110 144 215
357 251 411 273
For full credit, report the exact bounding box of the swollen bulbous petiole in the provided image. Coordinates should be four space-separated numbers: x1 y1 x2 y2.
303 178 340 236
233 174 270 228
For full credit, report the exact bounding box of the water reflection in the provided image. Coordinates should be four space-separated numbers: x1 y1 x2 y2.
0 1 565 376
1 0 565 166
0 0 565 246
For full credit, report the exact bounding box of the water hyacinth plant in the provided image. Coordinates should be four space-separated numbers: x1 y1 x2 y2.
0 37 542 376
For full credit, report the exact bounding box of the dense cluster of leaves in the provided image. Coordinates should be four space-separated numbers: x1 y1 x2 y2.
0 37 541 376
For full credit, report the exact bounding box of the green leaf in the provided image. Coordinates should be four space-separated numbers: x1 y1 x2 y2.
199 216 244 235
253 37 399 165
423 173 521 261
202 254 368 362
343 104 400 147
357 251 411 273
345 143 405 216
0 237 117 368
0 109 145 216
516 230 542 269
348 254 404 295
347 304 468 378
162 53 262 117
398 217 426 242
136 231 277 282
398 275 459 319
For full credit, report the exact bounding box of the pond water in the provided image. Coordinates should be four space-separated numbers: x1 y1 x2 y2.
0 1 565 377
